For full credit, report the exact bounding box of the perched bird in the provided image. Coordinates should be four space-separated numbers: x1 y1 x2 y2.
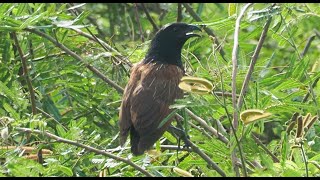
119 23 201 156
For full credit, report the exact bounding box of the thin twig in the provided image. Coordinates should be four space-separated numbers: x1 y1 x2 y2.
215 117 228 135
214 91 238 98
36 107 68 131
237 17 272 110
86 16 107 38
302 78 320 103
251 133 280 163
282 17 320 117
231 3 253 177
32 52 66 62
177 3 183 22
140 3 159 31
175 111 226 176
15 127 153 177
308 161 320 170
160 145 192 152
189 121 213 139
134 3 145 42
182 3 227 61
301 30 319 103
300 144 309 177
71 28 133 67
212 41 242 176
175 113 213 139
68 3 131 75
25 28 124 94
300 35 316 58
186 109 229 145
184 138 226 177
12 32 37 115
232 3 252 129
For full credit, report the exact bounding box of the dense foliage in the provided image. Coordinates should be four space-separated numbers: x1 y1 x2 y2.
0 3 319 177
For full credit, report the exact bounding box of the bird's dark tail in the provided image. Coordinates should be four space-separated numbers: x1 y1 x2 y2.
130 128 144 156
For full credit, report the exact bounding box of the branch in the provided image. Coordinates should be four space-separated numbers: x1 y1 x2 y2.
67 3 107 39
175 113 213 139
12 32 37 115
188 121 213 139
134 3 145 42
15 127 153 177
25 28 124 94
251 133 280 163
36 107 68 131
237 17 272 110
184 138 226 177
182 3 227 61
232 3 252 129
300 35 316 58
71 28 133 67
67 4 131 77
301 30 320 103
177 3 183 22
231 3 253 177
214 91 239 98
32 52 66 62
302 78 320 103
175 111 227 176
160 145 192 152
185 109 229 145
140 3 159 32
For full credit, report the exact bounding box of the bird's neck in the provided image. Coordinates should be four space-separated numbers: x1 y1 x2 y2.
143 46 183 68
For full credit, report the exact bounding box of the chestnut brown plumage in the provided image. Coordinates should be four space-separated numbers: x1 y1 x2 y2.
119 23 201 155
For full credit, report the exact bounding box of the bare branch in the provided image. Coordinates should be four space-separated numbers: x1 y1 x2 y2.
301 30 320 104
134 3 145 42
300 35 316 58
251 133 280 163
189 121 213 139
237 17 272 110
140 3 159 31
11 32 37 115
184 138 226 177
186 109 229 145
160 145 192 152
231 3 253 177
232 3 252 129
177 3 183 22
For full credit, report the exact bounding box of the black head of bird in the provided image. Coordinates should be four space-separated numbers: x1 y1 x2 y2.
145 23 201 67
119 22 201 156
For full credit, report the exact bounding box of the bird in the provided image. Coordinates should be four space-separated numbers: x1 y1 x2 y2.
119 22 201 156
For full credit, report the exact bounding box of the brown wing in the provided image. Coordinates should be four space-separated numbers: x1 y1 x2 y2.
119 62 184 155
119 64 141 146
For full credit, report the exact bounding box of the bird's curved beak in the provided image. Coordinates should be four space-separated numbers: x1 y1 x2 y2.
185 24 202 38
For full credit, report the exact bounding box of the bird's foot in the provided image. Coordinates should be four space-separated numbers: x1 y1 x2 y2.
168 126 191 149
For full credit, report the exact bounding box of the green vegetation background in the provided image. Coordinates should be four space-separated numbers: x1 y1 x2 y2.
0 3 319 177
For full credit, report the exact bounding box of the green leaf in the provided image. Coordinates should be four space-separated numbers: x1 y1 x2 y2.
3 103 19 120
56 165 73 176
228 3 236 17
157 109 179 129
56 124 66 137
